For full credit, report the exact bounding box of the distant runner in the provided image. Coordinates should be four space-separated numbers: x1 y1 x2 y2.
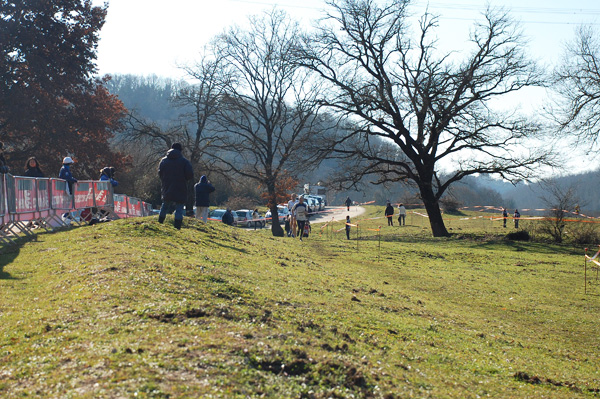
292 195 310 241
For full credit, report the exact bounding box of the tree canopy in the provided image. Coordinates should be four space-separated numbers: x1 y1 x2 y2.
552 25 600 152
298 0 552 236
0 0 128 178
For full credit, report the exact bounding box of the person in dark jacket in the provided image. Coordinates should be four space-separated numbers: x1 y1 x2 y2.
0 142 9 174
284 215 291 236
385 201 394 226
99 167 118 187
59 156 77 195
345 196 352 211
194 175 215 223
158 143 194 229
24 157 44 177
345 215 351 240
222 208 235 226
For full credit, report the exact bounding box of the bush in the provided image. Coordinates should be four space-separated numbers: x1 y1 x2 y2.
568 222 600 246
440 197 463 214
506 230 530 241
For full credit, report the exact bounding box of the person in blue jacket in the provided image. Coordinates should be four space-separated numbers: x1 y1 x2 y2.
194 175 215 223
158 143 194 229
59 156 77 195
99 167 118 187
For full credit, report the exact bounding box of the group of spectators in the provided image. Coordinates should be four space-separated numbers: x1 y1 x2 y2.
157 142 217 230
0 141 119 194
502 208 521 228
384 201 407 226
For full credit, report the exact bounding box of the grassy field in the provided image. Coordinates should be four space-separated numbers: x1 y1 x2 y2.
0 206 599 398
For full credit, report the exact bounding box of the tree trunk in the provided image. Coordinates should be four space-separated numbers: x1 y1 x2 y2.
420 186 450 237
270 203 284 237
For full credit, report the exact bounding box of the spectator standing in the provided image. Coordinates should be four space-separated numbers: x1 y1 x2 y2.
345 196 352 211
345 215 351 240
158 143 194 230
0 142 9 174
99 167 118 187
59 157 77 195
284 215 291 237
385 201 394 226
292 195 310 241
222 208 235 226
288 193 298 237
194 175 215 223
23 156 45 228
502 208 508 228
24 157 44 177
397 203 406 226
514 209 521 229
252 208 260 230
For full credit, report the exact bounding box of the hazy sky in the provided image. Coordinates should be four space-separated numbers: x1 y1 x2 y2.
94 0 600 79
93 0 600 174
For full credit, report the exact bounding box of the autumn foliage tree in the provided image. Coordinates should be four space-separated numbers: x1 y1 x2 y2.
0 0 128 178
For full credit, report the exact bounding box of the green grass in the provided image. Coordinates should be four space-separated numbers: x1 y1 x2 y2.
0 206 599 398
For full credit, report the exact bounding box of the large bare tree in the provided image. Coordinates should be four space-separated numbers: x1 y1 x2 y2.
209 10 328 237
552 25 600 151
298 0 551 237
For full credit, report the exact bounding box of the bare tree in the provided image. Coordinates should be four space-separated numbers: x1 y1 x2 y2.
297 0 552 236
551 25 600 151
539 181 579 243
119 56 227 213
210 10 329 237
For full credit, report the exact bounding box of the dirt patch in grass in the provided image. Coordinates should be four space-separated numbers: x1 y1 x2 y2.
514 371 600 393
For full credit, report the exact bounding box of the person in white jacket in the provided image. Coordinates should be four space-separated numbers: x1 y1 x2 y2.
397 203 407 226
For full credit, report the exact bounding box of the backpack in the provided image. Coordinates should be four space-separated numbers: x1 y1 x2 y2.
303 222 310 237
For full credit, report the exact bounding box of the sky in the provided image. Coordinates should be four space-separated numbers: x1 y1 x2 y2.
92 0 600 174
94 0 600 79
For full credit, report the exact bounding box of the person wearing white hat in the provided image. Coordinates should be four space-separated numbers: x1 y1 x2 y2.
59 156 77 195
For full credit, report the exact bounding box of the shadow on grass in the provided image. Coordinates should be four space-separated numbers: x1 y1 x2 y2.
359 230 583 256
214 241 248 254
0 243 21 279
472 239 582 256
0 227 71 280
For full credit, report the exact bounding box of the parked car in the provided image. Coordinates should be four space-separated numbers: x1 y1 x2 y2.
235 209 266 228
265 205 290 223
305 197 318 213
306 195 324 211
208 208 239 224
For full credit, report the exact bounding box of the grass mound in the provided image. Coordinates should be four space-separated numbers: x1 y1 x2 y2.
0 213 598 398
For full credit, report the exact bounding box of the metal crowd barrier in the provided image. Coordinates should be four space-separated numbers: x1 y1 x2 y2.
0 174 155 244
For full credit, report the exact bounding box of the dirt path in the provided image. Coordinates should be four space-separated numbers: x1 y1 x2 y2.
309 206 366 224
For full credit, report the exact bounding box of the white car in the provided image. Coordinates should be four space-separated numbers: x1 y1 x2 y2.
265 205 290 223
208 209 238 224
306 195 324 211
235 209 266 228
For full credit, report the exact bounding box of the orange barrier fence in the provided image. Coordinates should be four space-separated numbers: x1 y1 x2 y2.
0 174 154 244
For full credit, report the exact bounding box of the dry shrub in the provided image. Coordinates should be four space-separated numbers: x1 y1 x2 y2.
568 222 600 246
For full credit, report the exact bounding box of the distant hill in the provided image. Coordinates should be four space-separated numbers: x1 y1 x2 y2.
106 74 600 214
